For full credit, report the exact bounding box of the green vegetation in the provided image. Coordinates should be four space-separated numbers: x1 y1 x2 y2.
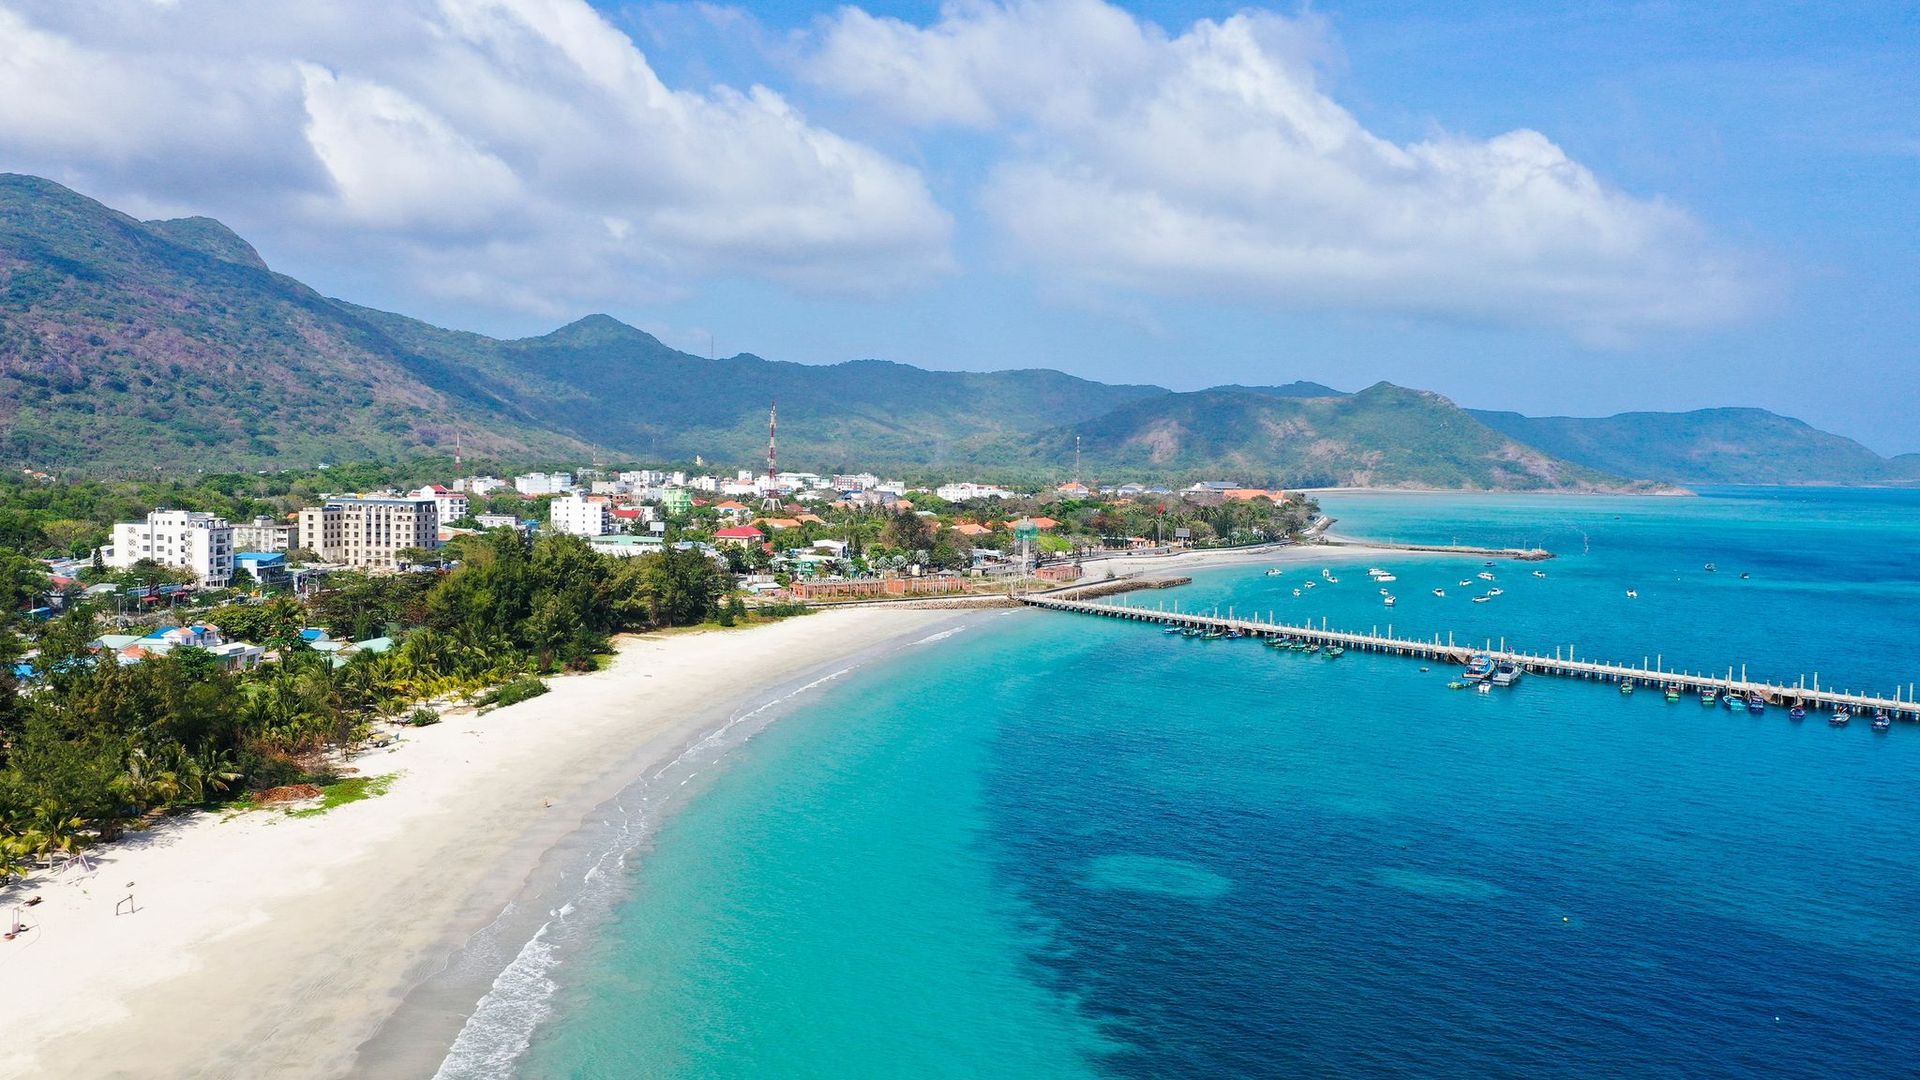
475 678 549 712
0 528 734 883
285 773 397 818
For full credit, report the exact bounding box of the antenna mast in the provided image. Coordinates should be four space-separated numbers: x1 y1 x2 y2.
767 401 778 485
1074 435 1082 486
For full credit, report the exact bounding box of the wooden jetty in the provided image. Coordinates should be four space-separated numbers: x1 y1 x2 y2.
1020 594 1920 721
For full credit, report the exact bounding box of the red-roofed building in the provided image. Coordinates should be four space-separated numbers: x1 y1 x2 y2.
1223 488 1288 502
714 500 751 517
713 525 765 547
952 523 992 538
1028 516 1060 530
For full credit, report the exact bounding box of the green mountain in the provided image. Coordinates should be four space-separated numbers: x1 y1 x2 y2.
348 308 1165 473
1 173 1902 490
1469 408 1920 486
1018 383 1647 490
0 173 592 469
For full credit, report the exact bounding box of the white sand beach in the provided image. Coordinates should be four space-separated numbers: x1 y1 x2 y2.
0 606 959 1080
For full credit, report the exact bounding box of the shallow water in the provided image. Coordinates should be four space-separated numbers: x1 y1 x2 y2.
497 488 1920 1079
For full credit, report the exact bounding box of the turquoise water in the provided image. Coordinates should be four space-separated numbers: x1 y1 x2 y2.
501 489 1920 1078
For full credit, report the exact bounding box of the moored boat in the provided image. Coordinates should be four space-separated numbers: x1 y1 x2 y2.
1873 709 1892 731
1383 595 1396 607
1487 587 1504 597
1789 704 1806 720
1463 654 1495 681
1432 588 1445 597
1265 568 1283 576
1700 687 1718 706
1619 681 1634 696
1745 691 1767 715
1664 684 1683 702
1491 661 1523 687
1325 646 1345 659
1477 571 1496 581
1830 707 1851 727
1472 595 1491 604
1532 570 1547 578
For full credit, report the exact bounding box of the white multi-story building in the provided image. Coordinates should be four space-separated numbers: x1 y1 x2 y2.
231 515 297 553
105 510 235 586
455 475 506 495
548 493 611 538
936 482 1015 501
410 485 470 526
514 472 575 496
297 497 439 568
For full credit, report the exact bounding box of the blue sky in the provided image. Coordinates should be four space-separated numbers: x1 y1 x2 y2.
2 1 1915 450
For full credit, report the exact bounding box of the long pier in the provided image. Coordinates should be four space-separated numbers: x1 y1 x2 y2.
1020 595 1920 721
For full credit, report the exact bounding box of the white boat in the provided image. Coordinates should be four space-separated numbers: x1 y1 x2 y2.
1383 595 1396 607
1303 581 1316 590
1379 587 1391 595
1366 567 1387 576
1477 571 1496 581
1326 575 1339 584
1292 588 1301 597
1458 579 1472 587
1532 570 1547 578
1374 573 1397 583
1322 568 1333 579
1264 568 1282 577
1472 595 1491 604
1625 589 1638 598
1487 588 1504 597
1432 588 1445 597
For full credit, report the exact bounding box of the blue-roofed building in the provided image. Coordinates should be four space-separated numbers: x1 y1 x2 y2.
234 551 290 587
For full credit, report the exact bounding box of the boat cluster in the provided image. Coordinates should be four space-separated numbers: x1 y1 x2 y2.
1623 681 1897 731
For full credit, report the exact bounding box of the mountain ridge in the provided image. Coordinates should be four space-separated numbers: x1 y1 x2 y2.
0 174 1908 490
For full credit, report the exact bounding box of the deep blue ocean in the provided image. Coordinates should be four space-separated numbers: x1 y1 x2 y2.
477 488 1920 1079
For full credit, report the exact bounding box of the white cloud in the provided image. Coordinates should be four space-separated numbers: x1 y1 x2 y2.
806 0 1753 339
0 0 951 314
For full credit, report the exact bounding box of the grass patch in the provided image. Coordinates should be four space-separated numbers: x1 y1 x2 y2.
286 773 398 818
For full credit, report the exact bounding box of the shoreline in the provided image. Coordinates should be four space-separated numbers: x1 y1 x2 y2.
0 606 968 1080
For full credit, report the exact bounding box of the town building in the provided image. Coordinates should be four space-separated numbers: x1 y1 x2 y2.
713 525 765 548
513 472 574 496
234 551 290 588
411 485 471 525
549 492 611 538
936 482 1015 501
231 515 297 553
474 512 527 532
297 496 440 568
104 510 235 587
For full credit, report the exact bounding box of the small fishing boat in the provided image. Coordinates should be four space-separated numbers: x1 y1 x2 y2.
1432 588 1445 597
1872 709 1892 731
1487 587 1504 597
1700 687 1718 706
1745 691 1767 715
1477 571 1496 581
1829 707 1850 727
1374 573 1397 583
1182 627 1202 638
1379 587 1391 595
1366 567 1387 576
1789 705 1806 721
1163 625 1181 635
1664 685 1683 702
1322 568 1334 579
1292 588 1301 597
1532 570 1547 578
1325 646 1345 659
1303 581 1316 590
1383 595 1396 607
1458 578 1472 587
1739 572 1751 580
1472 595 1491 604
1625 589 1638 598
1225 629 1244 639
1202 629 1225 641
1463 654 1495 681
1619 681 1635 696
1305 643 1322 654
1704 563 1718 573
1721 691 1739 710
1326 575 1339 584
1476 681 1493 694
1264 568 1283 577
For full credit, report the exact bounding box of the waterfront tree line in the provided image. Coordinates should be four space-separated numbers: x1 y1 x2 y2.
0 531 733 882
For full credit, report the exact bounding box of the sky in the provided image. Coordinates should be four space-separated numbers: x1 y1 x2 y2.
1 1 1915 451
